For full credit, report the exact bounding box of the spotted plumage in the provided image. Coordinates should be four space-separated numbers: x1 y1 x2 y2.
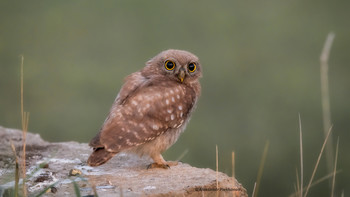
88 49 202 168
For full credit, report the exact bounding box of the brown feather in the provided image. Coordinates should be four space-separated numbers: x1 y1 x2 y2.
87 147 117 166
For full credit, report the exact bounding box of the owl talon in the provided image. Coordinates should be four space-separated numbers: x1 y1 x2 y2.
147 163 170 169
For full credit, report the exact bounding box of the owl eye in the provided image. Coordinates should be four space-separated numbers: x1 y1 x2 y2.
188 63 196 72
164 60 175 71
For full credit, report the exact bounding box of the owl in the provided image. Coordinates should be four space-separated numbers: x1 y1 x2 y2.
87 49 202 169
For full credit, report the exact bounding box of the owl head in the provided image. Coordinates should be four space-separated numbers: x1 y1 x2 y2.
142 49 202 84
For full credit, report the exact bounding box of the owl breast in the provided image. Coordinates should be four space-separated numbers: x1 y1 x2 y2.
98 77 199 153
123 79 198 156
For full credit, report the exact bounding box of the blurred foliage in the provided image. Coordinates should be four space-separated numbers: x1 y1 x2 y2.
1 0 349 196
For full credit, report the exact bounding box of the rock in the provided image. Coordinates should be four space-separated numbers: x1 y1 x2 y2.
0 126 248 197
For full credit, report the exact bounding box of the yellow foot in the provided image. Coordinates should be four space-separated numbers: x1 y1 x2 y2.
147 161 179 169
147 163 170 169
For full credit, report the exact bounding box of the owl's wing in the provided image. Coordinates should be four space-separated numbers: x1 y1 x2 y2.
90 78 196 153
115 72 148 105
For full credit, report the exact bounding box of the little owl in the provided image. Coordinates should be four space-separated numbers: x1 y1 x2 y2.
88 49 202 169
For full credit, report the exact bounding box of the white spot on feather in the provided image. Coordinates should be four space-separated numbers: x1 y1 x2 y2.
133 131 141 139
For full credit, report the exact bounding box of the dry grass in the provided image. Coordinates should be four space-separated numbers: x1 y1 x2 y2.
289 170 342 197
176 149 189 161
331 137 339 197
320 32 335 174
10 141 20 197
298 114 303 197
303 126 333 197
20 55 30 197
216 145 219 197
253 141 269 197
231 151 235 179
251 182 257 197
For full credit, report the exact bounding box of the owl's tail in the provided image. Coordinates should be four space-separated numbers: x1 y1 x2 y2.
87 147 117 167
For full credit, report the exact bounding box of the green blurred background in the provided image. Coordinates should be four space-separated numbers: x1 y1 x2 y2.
1 0 349 196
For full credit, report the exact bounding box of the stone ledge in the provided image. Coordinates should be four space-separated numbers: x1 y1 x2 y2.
0 126 247 197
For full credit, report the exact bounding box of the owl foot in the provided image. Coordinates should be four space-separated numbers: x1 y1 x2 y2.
147 163 170 169
147 161 179 169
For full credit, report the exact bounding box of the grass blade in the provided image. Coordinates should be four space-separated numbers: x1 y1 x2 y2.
254 141 269 197
298 114 303 197
73 180 82 197
216 145 219 190
176 149 189 161
320 32 335 173
296 168 300 196
331 137 339 197
289 170 341 197
251 182 257 197
231 151 235 179
304 126 333 197
10 142 19 197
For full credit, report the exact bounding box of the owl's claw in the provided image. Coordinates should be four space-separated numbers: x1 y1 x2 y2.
147 163 170 169
147 161 179 169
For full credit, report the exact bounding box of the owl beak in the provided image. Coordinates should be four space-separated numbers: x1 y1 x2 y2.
178 69 185 82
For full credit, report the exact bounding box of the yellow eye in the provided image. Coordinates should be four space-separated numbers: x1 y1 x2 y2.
188 63 196 72
164 60 175 70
